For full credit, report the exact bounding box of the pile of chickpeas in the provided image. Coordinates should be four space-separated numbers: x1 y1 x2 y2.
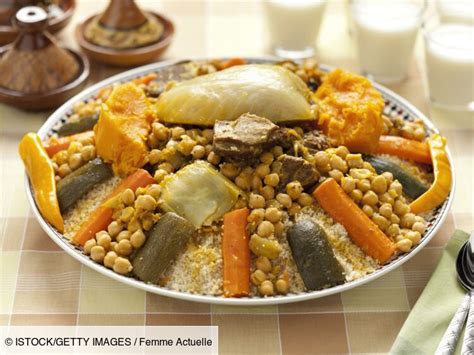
70 100 102 122
382 115 426 142
83 183 162 274
314 146 427 253
51 136 97 181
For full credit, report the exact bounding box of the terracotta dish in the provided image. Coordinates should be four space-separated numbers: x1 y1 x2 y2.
0 0 75 45
75 0 174 67
0 6 89 110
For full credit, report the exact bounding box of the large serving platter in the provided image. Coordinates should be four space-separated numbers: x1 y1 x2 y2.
25 57 455 305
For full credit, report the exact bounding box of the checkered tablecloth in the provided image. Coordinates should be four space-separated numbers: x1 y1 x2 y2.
1 1 473 354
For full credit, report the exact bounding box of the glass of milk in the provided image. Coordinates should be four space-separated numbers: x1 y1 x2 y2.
350 0 426 84
424 23 474 111
263 0 327 59
436 0 474 25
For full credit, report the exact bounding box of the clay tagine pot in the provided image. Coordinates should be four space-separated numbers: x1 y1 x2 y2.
0 0 75 45
0 6 89 110
76 0 174 67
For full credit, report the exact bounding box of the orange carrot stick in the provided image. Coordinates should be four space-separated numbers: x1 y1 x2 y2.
132 73 158 86
314 178 395 264
376 135 432 165
72 169 155 246
44 131 94 157
218 58 246 70
223 208 251 297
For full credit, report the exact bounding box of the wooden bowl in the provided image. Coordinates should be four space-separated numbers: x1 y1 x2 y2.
0 0 75 45
0 49 89 110
75 11 174 67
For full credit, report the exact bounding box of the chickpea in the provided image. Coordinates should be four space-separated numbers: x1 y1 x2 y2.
120 206 134 223
219 163 238 180
396 239 413 253
116 239 133 256
202 129 214 143
135 195 156 211
350 189 363 203
314 151 330 170
382 172 394 185
84 238 97 255
130 229 146 249
251 175 263 191
362 205 374 217
265 207 282 223
255 164 271 179
379 203 393 219
146 185 162 200
362 191 378 206
257 221 275 238
357 179 371 193
97 233 112 250
81 145 96 161
154 169 168 183
107 221 123 238
414 127 425 141
58 163 72 177
90 245 105 263
235 174 251 190
68 153 83 170
207 151 221 165
379 193 395 205
256 256 272 273
288 203 301 216
298 193 313 207
116 230 131 242
346 154 364 169
104 251 118 268
264 173 280 187
249 193 266 209
250 269 267 285
148 149 162 165
371 175 388 194
272 146 284 158
276 193 292 209
393 200 409 216
171 126 186 140
113 257 133 275
341 176 356 194
260 152 274 165
68 141 82 155
406 231 421 244
372 213 390 231
176 136 197 155
159 162 174 174
248 208 265 224
120 188 135 206
401 213 416 228
391 214 400 225
152 122 170 141
258 280 274 296
261 185 275 200
286 181 303 200
329 169 343 182
330 154 348 173
412 221 426 234
275 279 289 295
335 146 349 159
390 181 403 196
274 221 285 238
189 145 205 159
53 150 68 165
386 224 401 237
141 213 155 231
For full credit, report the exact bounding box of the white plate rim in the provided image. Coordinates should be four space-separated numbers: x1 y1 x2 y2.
24 57 456 306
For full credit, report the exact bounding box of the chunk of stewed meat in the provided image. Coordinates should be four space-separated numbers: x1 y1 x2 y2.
213 113 280 159
302 130 330 153
278 154 320 189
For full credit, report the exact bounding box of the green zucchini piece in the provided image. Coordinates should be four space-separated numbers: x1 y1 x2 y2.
57 115 99 137
56 158 113 212
132 212 195 283
364 155 428 199
287 219 345 290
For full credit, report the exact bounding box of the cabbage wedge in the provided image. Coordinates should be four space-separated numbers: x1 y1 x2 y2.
155 64 314 125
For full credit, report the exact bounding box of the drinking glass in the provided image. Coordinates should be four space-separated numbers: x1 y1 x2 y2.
424 21 474 111
436 0 474 25
263 0 327 59
350 0 426 84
